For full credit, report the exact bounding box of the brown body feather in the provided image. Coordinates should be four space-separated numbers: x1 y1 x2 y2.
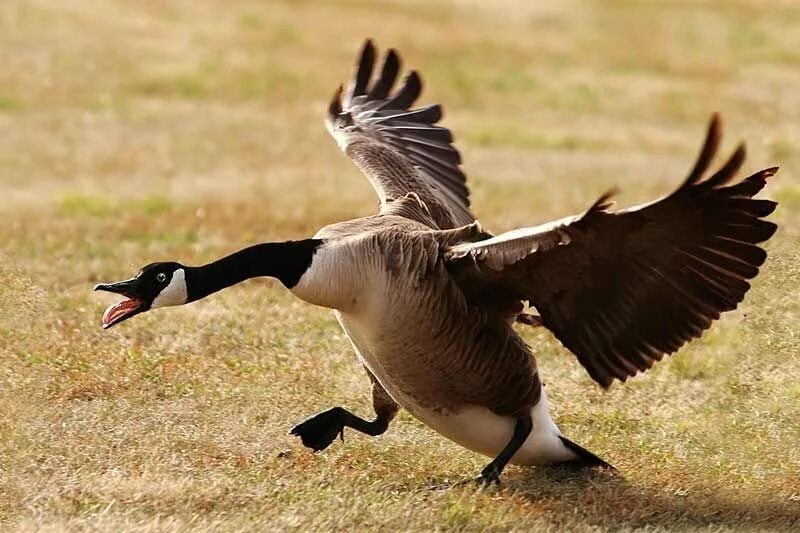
313 213 540 417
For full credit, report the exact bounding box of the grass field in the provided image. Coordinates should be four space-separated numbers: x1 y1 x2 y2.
2 0 799 530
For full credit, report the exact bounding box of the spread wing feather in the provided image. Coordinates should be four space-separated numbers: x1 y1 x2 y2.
327 40 474 229
446 115 778 387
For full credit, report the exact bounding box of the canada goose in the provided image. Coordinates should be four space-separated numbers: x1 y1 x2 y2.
96 40 778 484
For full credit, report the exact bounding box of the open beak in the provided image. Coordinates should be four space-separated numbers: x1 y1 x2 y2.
94 279 145 329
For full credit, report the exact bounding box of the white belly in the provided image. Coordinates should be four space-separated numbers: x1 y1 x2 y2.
334 311 577 465
407 387 577 465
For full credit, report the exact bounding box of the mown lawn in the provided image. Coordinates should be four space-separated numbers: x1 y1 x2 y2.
1 0 799 530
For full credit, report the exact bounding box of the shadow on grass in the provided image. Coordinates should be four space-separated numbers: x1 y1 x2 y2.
498 467 800 530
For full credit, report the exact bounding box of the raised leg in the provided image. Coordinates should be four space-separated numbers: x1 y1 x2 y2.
476 412 533 484
290 366 399 452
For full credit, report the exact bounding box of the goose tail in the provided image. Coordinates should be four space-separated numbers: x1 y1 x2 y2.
557 435 615 469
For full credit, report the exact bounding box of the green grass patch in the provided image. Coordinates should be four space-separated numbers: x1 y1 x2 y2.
237 12 264 31
775 184 800 213
57 194 174 219
121 227 199 247
132 74 211 100
465 122 611 151
57 193 114 218
768 138 797 163
0 95 23 111
137 195 172 216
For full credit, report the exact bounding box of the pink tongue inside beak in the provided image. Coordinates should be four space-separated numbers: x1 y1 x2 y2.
102 298 141 328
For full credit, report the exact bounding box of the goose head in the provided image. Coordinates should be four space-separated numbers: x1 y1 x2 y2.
95 262 188 329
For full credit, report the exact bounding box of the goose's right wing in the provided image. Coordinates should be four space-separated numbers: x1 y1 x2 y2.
446 115 778 388
326 40 474 229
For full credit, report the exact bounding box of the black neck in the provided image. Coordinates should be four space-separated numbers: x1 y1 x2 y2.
185 239 322 301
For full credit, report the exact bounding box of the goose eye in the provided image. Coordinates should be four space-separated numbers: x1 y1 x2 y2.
157 273 167 283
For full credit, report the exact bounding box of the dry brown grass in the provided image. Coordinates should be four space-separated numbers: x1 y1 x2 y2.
1 0 799 530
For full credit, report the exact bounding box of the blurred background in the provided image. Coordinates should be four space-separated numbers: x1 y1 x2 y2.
1 1 798 530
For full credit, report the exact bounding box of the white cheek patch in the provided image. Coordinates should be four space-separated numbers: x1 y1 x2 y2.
151 268 188 309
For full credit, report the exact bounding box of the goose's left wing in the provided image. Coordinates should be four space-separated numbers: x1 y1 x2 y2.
445 115 778 388
326 40 474 229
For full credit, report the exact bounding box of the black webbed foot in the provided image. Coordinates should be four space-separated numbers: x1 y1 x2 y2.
289 407 346 452
475 464 502 486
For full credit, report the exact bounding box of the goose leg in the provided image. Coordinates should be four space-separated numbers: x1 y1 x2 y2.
290 367 399 452
476 412 533 484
